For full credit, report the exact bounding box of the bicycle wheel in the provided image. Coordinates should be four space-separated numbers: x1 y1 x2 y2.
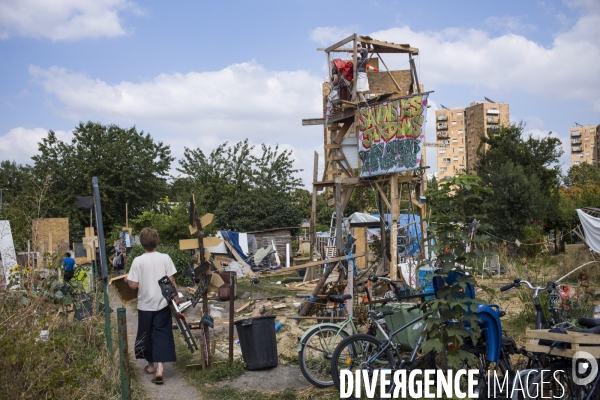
298 325 349 388
331 334 395 400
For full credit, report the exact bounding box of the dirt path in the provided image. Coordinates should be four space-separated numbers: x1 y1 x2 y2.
108 285 201 399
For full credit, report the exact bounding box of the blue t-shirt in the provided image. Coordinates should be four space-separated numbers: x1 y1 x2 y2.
63 257 76 272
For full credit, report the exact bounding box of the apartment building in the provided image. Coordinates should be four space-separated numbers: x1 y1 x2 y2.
464 102 510 171
435 100 509 179
435 108 466 180
571 124 599 167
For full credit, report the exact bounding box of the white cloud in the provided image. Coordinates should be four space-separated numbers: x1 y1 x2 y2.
28 61 325 187
0 0 142 41
309 26 355 46
0 127 72 165
311 11 600 112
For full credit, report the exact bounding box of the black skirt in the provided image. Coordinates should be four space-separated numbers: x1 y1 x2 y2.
134 306 176 363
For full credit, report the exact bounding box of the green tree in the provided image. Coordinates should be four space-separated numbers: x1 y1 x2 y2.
474 123 563 241
564 162 600 187
422 174 493 369
31 122 174 238
177 140 304 232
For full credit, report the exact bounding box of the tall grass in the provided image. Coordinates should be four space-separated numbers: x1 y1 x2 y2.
0 291 146 399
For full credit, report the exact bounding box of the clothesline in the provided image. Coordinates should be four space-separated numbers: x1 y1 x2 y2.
477 227 578 247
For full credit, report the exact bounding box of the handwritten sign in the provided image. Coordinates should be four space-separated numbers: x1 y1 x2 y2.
358 94 429 177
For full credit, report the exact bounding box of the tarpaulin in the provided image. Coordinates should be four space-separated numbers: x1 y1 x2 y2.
219 230 249 260
577 209 600 253
333 59 354 82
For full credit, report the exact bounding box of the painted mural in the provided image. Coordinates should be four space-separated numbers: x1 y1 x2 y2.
358 93 429 177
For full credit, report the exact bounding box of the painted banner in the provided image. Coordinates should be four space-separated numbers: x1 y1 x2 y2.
358 93 429 177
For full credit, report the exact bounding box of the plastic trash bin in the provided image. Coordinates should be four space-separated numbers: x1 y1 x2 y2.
234 315 278 370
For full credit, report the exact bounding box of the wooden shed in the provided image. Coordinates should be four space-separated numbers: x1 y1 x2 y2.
246 227 300 256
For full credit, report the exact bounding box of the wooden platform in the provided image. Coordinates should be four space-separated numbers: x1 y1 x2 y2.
525 329 600 358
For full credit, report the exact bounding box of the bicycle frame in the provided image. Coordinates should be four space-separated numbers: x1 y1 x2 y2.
364 308 435 369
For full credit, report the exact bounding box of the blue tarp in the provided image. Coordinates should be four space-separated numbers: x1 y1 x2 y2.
219 230 249 260
371 213 424 256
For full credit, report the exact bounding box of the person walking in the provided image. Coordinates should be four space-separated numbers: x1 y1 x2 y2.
125 228 179 385
113 245 126 276
63 252 76 282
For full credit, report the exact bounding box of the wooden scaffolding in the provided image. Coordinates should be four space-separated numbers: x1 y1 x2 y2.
301 34 431 316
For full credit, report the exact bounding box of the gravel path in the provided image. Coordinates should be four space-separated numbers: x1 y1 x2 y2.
108 285 202 399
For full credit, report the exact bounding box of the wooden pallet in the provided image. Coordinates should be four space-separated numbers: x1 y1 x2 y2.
525 329 600 358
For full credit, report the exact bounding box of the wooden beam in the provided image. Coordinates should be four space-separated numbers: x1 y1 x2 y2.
376 52 403 93
374 182 392 210
341 186 355 213
334 176 360 185
358 37 419 55
390 174 399 281
268 253 365 275
323 34 356 53
333 120 352 144
302 118 325 126
324 144 341 149
309 151 318 279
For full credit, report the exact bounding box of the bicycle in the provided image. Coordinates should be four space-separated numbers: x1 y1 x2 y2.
501 279 600 399
296 293 361 387
297 279 383 387
329 275 435 399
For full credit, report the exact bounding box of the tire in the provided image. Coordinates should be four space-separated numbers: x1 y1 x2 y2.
298 326 349 388
330 334 395 400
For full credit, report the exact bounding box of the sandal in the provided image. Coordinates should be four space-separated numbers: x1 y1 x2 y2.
144 366 154 374
151 376 164 385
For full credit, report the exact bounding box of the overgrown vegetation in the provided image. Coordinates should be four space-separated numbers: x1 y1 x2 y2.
422 174 494 369
0 292 146 399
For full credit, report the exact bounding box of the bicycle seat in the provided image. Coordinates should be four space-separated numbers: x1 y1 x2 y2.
579 317 600 328
328 294 352 303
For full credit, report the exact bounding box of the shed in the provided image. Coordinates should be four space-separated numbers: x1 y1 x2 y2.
246 227 300 256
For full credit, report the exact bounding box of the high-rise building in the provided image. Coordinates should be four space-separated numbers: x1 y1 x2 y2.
570 124 599 167
435 99 509 180
435 107 465 180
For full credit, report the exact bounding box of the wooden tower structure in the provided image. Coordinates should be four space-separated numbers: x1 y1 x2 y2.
301 34 432 315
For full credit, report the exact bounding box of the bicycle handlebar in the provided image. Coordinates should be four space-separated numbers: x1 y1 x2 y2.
504 278 558 294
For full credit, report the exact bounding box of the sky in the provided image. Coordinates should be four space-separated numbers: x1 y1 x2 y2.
0 0 599 188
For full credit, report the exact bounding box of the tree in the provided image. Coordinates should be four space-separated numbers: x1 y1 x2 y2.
474 123 563 241
31 122 174 237
422 174 493 369
177 140 304 231
564 163 600 187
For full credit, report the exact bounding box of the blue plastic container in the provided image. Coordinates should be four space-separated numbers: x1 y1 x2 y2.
418 267 435 299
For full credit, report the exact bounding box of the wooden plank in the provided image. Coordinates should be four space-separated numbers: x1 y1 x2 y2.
364 70 413 96
84 227 94 237
235 302 252 313
222 241 257 277
302 118 325 126
323 34 355 53
203 237 223 247
411 199 424 209
200 213 214 228
374 182 392 210
272 304 287 310
526 329 600 345
179 237 222 250
333 117 352 144
358 37 419 55
324 144 341 149
267 253 365 275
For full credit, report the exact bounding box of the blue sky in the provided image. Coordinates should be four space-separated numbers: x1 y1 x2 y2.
0 0 599 187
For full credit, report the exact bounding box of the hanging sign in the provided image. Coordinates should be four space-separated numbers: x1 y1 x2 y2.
358 93 429 177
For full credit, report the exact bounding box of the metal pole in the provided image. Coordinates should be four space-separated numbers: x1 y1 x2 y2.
117 308 132 400
228 272 236 363
92 176 112 353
